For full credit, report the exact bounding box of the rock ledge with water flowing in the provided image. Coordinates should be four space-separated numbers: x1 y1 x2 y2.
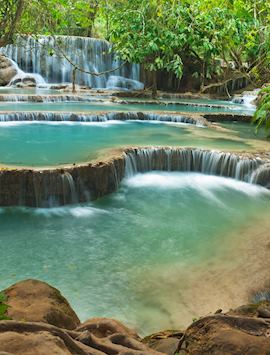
1 279 270 354
0 147 270 207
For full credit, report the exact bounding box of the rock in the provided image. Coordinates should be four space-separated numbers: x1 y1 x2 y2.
143 330 184 355
3 279 80 330
76 317 139 339
0 331 74 355
0 55 18 86
0 321 163 354
227 301 270 319
258 305 270 318
180 314 270 354
9 73 45 87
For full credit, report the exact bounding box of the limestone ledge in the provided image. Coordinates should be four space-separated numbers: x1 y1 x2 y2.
0 146 270 207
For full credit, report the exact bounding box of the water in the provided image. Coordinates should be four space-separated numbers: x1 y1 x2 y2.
0 172 269 334
0 121 266 167
1 36 140 87
0 100 254 115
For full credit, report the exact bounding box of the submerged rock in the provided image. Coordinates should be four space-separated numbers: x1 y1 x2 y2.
3 279 80 330
0 55 18 86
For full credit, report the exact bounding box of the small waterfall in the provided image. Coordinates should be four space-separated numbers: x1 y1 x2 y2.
232 90 259 108
0 94 106 103
1 36 141 88
106 75 144 91
124 148 270 186
61 172 78 205
0 147 269 207
8 72 46 87
0 111 206 125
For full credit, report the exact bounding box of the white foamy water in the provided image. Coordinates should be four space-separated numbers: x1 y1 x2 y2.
33 205 108 218
124 172 270 197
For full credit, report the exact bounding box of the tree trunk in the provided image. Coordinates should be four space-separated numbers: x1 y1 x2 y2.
72 68 77 93
151 71 157 99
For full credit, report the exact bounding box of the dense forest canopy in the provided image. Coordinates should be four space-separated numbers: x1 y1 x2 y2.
1 0 270 99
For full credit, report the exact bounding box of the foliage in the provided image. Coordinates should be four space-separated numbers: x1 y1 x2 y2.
1 0 270 93
106 0 270 90
19 0 100 37
0 292 10 320
0 0 24 46
253 86 270 135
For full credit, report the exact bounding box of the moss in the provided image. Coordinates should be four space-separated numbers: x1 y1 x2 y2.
0 292 11 320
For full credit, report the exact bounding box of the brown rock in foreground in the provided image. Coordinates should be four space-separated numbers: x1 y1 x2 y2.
76 317 140 339
3 279 80 330
144 303 270 354
180 314 270 354
0 279 162 354
1 279 270 354
0 321 162 355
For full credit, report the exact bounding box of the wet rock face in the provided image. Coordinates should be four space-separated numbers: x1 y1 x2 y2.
3 279 80 330
0 55 18 86
0 156 126 207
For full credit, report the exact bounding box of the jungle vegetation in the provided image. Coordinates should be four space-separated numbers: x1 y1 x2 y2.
1 0 270 129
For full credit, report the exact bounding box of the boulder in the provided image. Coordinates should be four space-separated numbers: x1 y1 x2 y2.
0 55 18 86
3 279 80 330
179 314 270 354
143 330 184 355
76 317 140 339
0 321 163 354
0 331 75 355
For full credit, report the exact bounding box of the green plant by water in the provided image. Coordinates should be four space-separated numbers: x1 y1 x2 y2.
253 86 270 136
0 292 10 320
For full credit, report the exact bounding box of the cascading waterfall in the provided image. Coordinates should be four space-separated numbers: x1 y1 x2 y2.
0 111 206 126
0 94 106 103
124 147 270 187
1 36 141 88
0 147 269 207
232 90 258 108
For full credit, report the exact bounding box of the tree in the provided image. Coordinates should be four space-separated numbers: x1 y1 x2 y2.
106 0 270 96
0 0 25 47
253 86 270 136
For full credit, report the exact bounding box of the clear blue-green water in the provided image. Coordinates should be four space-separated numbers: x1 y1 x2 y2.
0 121 265 167
0 172 269 334
0 100 254 114
0 93 267 335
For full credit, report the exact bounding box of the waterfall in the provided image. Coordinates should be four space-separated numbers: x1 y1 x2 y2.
124 148 270 187
0 111 206 126
0 94 107 103
0 147 269 207
1 36 140 88
232 90 258 108
106 75 144 91
61 172 78 205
